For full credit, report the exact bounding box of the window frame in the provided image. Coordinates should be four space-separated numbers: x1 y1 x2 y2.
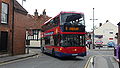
1 2 9 24
109 32 113 34
60 34 85 47
41 16 60 31
60 13 85 26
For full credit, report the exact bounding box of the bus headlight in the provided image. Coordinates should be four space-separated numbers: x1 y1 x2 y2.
74 49 77 51
60 48 63 50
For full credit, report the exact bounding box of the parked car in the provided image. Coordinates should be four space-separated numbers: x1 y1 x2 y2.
95 40 103 47
86 40 92 44
107 41 115 47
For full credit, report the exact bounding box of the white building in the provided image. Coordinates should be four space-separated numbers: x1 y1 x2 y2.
94 21 118 45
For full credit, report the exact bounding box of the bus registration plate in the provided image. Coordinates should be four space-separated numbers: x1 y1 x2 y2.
72 54 78 56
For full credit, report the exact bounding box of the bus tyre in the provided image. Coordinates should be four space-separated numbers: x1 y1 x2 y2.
69 56 76 58
52 49 55 56
72 56 76 58
41 47 45 53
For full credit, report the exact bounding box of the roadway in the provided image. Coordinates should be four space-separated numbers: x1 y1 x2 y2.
0 47 116 68
0 48 89 68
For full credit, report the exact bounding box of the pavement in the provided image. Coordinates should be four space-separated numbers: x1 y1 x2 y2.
86 47 119 68
0 47 41 65
0 53 38 64
86 56 119 68
94 56 119 68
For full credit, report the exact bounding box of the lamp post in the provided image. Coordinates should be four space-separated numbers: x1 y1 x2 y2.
22 0 26 6
90 8 98 49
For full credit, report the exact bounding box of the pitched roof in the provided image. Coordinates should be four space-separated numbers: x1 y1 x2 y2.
117 22 120 26
33 15 51 29
95 22 117 30
14 0 28 15
26 14 51 30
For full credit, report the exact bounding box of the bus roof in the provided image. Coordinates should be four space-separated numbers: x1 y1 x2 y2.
60 11 84 14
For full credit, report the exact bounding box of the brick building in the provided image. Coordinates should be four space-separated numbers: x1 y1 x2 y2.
13 0 29 55
0 0 32 55
26 9 51 47
0 0 14 55
0 0 51 55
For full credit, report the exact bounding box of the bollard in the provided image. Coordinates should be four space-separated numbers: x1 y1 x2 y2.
114 47 116 56
98 44 100 49
27 45 29 54
89 44 90 49
26 40 30 54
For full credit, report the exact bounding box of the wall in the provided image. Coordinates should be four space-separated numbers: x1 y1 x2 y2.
13 11 35 55
14 12 26 55
0 0 13 54
94 22 118 45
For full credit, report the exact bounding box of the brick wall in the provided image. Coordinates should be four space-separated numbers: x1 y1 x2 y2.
13 12 25 55
0 0 13 54
13 12 35 55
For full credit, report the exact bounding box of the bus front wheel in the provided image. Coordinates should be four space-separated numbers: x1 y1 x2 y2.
52 49 55 56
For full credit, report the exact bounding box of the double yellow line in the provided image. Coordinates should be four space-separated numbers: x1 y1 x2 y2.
84 56 94 68
84 55 113 68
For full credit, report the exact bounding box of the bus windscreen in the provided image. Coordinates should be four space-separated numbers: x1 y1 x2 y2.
61 13 85 26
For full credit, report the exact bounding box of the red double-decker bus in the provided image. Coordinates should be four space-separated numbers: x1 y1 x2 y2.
41 11 86 57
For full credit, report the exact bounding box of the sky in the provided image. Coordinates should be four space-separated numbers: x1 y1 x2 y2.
17 0 120 31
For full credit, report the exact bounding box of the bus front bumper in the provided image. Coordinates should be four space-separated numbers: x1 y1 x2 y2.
55 51 86 57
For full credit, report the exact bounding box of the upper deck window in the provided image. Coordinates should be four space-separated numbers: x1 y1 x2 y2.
41 16 60 31
60 13 85 26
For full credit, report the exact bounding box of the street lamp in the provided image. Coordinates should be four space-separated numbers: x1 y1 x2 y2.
90 8 98 49
22 0 26 6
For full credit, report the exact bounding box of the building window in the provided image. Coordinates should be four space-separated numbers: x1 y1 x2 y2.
109 38 113 40
32 30 39 40
26 29 40 40
1 2 8 24
109 32 113 34
95 35 103 38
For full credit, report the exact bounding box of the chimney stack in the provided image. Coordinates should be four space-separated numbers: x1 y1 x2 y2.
106 20 109 23
43 9 46 15
99 23 102 27
34 9 38 17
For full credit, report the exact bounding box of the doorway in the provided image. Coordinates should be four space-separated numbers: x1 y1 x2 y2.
0 31 8 52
